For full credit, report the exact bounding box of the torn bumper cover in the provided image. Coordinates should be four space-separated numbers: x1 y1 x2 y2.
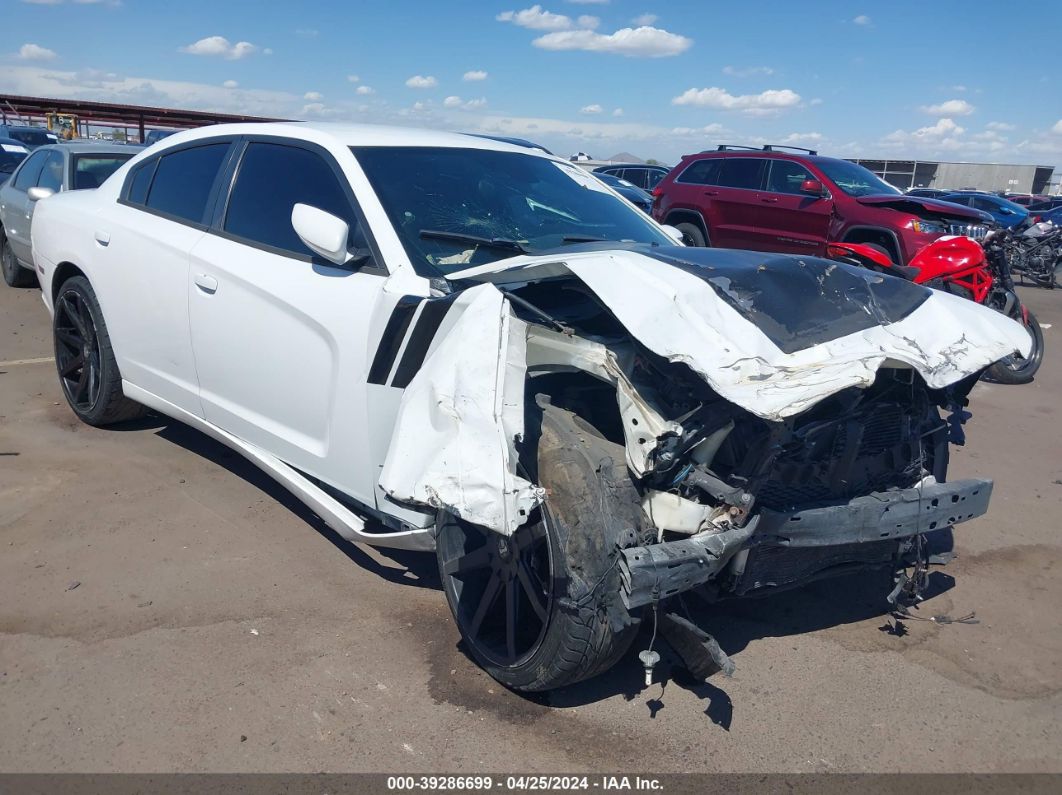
618 477 992 609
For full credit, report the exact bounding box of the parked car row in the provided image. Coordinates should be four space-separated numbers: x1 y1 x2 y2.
648 144 993 265
1 142 139 286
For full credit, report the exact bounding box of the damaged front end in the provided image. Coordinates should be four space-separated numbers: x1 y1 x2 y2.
612 356 990 609
380 247 1028 617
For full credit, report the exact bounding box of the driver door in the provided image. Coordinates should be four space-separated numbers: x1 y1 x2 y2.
188 138 413 509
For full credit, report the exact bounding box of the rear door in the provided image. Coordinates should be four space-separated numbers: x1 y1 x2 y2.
710 157 768 248
756 158 834 254
662 158 722 232
91 138 234 413
0 149 49 264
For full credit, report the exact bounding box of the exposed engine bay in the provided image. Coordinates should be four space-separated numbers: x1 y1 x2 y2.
378 246 1028 607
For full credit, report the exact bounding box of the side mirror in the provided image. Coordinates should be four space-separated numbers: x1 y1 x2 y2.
27 186 54 202
291 203 352 266
800 179 826 197
661 224 685 244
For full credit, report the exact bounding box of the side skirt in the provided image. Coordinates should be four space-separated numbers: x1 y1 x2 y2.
121 381 435 552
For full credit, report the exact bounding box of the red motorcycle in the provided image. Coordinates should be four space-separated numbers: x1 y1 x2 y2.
827 234 1044 384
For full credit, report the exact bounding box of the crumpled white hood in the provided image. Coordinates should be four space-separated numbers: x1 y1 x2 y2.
449 248 1032 420
381 247 1031 534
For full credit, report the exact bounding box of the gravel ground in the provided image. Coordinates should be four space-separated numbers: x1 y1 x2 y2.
1 278 1060 773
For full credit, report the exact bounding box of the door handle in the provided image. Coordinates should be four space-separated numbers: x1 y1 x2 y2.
194 273 219 294
94 230 110 246
703 190 720 196
760 197 780 203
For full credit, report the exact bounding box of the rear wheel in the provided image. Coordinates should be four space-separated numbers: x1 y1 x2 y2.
674 221 707 247
2 238 36 288
53 275 146 426
436 400 644 691
986 307 1044 384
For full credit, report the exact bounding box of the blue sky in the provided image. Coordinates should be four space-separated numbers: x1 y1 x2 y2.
2 0 1061 167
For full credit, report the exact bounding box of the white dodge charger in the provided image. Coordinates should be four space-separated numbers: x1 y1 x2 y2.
30 123 1030 691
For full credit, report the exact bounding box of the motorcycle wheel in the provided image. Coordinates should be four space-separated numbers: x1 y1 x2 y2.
986 308 1044 385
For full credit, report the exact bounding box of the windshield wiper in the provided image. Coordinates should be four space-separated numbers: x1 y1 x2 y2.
419 229 530 254
561 235 607 243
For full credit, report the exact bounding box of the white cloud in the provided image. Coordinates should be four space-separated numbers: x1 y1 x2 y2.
631 13 657 25
853 14 871 25
347 74 360 83
295 28 318 38
222 79 238 88
921 98 974 116
580 103 603 114
356 85 375 95
885 117 966 143
810 97 824 106
565 0 608 4
671 123 727 137
443 95 488 111
405 74 437 88
497 5 577 31
987 121 1015 131
533 25 692 57
777 132 824 145
1052 119 1062 135
612 107 623 116
672 86 801 114
304 91 323 101
576 14 600 29
16 43 57 61
722 65 773 78
951 84 967 92
180 36 261 60
463 70 488 81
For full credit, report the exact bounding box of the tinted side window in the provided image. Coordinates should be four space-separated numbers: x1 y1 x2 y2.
37 151 64 192
676 159 722 186
944 195 970 207
126 160 155 205
13 150 48 190
223 142 358 258
765 160 813 195
646 169 667 189
622 169 646 189
717 158 767 190
145 143 230 224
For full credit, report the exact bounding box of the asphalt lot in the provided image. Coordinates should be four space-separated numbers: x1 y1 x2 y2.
1 276 1060 773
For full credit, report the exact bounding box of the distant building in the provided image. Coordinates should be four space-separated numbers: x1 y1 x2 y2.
849 157 1056 195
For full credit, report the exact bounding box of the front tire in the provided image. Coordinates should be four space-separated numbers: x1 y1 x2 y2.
986 308 1044 385
436 400 644 692
53 275 146 426
2 238 36 288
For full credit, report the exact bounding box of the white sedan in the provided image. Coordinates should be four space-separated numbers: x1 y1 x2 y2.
31 123 1030 691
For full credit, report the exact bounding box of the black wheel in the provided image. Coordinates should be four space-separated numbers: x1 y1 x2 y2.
2 238 36 288
437 400 644 692
674 221 707 247
985 308 1044 385
53 275 146 426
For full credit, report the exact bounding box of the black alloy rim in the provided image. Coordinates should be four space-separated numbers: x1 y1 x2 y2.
54 289 102 411
440 511 554 667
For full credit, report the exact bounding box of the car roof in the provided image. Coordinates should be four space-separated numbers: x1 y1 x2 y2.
0 137 30 146
51 142 145 155
152 122 560 157
596 163 668 170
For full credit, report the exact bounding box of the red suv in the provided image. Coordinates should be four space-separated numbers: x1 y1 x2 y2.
652 145 991 264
